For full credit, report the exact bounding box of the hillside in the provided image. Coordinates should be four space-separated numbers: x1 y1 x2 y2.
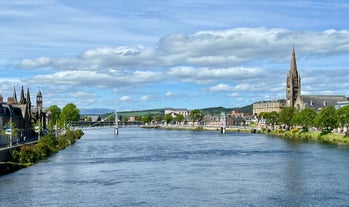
99 104 253 119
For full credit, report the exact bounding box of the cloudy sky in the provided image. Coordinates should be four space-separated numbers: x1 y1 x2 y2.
1 0 349 113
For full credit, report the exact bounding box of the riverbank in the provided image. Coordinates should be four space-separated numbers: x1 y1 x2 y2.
266 130 349 145
0 129 84 175
142 125 349 146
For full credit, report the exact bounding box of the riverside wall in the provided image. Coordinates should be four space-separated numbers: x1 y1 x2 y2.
0 141 38 162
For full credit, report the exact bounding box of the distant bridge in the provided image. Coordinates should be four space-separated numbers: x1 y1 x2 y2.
70 121 143 128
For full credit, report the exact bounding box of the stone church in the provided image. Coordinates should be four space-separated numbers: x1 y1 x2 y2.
0 86 46 140
286 47 347 111
253 46 347 115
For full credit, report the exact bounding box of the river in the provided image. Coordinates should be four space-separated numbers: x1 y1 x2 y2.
1 128 349 206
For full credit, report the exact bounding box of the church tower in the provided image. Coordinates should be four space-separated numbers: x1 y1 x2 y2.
36 90 43 113
286 46 301 107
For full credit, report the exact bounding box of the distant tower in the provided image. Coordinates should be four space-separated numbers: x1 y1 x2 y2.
26 88 31 116
20 86 26 104
36 90 43 113
13 86 17 103
286 46 301 107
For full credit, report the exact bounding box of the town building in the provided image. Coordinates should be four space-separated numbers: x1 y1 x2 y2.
253 46 347 115
287 47 347 111
0 86 46 144
164 108 190 118
253 100 286 115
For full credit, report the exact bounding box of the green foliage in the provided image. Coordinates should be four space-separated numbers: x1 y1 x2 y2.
164 114 173 124
189 109 202 123
279 107 296 129
174 114 184 123
336 105 349 128
154 115 163 124
264 111 279 129
2 122 19 136
12 130 84 164
60 103 80 128
291 127 299 134
292 108 317 131
47 105 61 130
315 106 338 134
141 115 152 124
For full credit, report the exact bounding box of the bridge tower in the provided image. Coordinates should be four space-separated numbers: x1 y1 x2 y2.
220 112 226 134
114 111 119 135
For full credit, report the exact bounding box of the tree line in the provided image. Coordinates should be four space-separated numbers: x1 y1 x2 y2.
259 105 349 134
117 109 203 125
47 103 80 130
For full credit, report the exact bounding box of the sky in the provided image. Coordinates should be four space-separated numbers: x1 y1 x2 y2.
1 0 349 113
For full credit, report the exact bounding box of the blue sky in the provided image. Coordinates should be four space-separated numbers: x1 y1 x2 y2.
1 0 349 113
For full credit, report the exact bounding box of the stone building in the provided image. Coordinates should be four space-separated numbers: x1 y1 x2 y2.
164 108 190 118
0 86 46 141
253 100 286 115
286 47 347 111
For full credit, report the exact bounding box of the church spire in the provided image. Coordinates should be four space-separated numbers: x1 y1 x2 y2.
13 86 17 102
20 86 26 104
286 46 301 107
290 45 298 75
26 87 31 103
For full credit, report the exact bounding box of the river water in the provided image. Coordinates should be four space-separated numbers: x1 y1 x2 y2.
1 128 349 207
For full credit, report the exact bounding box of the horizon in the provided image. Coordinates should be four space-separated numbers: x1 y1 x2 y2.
1 1 349 112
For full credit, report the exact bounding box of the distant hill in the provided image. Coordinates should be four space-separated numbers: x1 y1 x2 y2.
100 109 164 119
200 104 253 116
97 104 253 119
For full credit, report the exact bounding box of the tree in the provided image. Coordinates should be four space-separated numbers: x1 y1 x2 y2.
174 114 184 125
292 108 317 132
279 106 296 130
164 114 173 124
141 115 152 124
314 106 338 134
60 103 80 128
336 105 349 129
47 105 61 130
154 115 163 124
268 111 279 129
189 109 202 124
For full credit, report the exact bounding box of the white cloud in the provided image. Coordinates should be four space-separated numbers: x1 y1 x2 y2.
167 66 265 84
120 96 131 102
140 95 151 101
165 91 174 97
18 57 51 69
208 83 235 92
16 28 349 71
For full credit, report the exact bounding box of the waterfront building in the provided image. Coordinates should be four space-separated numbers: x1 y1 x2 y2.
0 86 46 144
164 108 190 118
253 100 286 115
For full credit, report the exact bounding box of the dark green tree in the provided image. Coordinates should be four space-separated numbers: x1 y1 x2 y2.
59 103 80 128
189 109 202 123
314 106 338 134
174 114 184 124
154 115 163 124
279 106 296 130
47 105 61 130
141 115 152 124
292 108 317 132
164 114 173 124
336 105 349 129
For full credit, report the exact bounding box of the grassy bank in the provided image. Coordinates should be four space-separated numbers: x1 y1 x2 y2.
144 125 349 146
0 129 84 175
265 129 349 145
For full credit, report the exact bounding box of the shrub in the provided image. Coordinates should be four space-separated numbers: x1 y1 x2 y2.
291 128 299 134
